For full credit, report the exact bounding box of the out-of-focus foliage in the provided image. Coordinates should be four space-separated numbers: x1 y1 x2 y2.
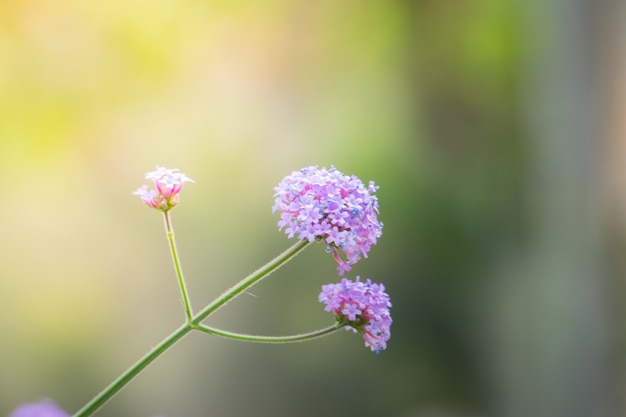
0 1 624 417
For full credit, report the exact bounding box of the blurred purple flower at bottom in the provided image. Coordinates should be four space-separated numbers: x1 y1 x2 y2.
8 401 168 417
9 400 70 417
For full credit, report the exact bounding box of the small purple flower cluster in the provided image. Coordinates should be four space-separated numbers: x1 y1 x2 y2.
319 277 392 353
273 166 383 275
134 166 194 211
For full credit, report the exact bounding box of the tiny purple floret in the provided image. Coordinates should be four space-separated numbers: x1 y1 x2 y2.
9 400 70 417
133 165 194 211
273 166 383 275
319 276 392 353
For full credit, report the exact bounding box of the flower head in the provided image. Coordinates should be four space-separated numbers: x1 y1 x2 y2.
319 277 392 353
133 166 194 211
273 166 383 275
9 400 70 417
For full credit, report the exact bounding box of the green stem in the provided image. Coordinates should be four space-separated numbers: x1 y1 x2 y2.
73 323 193 417
164 211 193 320
72 239 311 417
191 239 310 324
193 323 342 343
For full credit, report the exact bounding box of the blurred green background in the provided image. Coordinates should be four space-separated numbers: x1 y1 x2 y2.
1 1 625 416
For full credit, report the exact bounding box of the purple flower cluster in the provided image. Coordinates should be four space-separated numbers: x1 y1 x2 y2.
273 166 383 275
319 277 392 353
134 166 194 211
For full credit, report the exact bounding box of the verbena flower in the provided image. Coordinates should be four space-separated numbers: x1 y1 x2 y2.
319 277 392 353
273 166 383 275
133 166 194 211
9 400 70 417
